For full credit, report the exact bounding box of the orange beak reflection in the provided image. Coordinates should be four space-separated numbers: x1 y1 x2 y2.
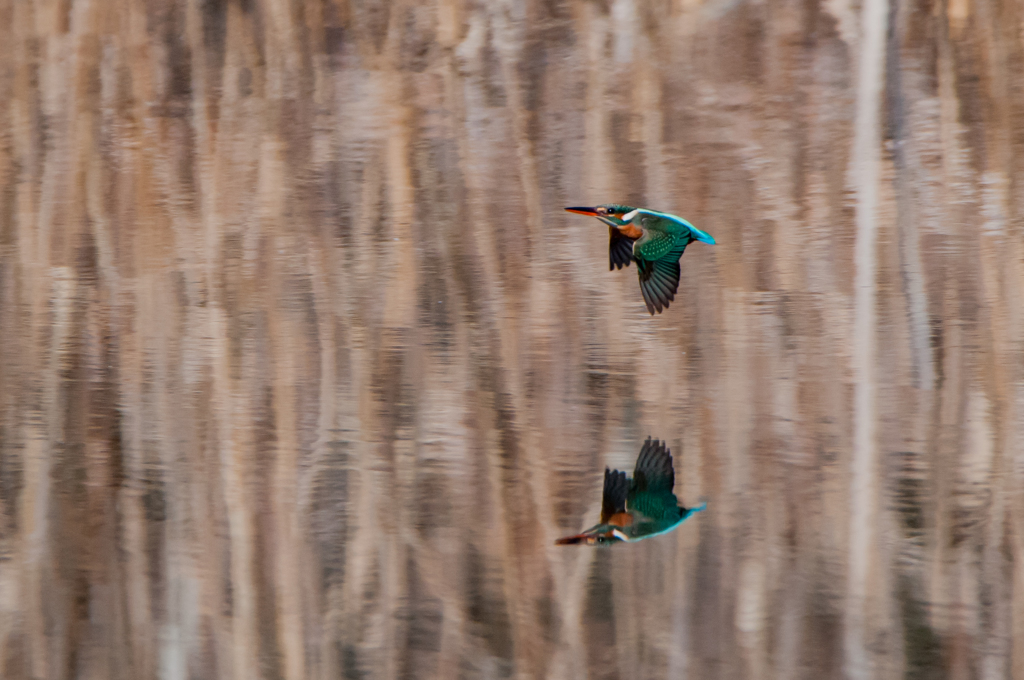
555 529 625 546
555 533 597 545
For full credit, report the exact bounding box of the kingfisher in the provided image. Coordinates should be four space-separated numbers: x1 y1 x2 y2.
555 438 706 546
564 205 715 315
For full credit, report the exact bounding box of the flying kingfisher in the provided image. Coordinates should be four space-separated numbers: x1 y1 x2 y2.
555 438 706 546
564 205 715 315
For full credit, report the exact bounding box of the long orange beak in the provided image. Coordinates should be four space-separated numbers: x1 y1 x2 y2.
564 206 599 216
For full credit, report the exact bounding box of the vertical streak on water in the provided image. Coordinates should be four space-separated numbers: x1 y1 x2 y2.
845 0 888 674
545 9 612 679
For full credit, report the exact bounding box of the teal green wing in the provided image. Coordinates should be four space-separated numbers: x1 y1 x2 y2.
635 240 688 315
633 230 676 261
626 438 684 522
631 437 675 494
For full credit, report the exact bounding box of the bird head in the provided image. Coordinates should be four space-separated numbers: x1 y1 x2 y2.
565 204 639 229
554 527 629 546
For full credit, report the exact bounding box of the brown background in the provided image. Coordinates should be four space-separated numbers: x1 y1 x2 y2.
2 0 1024 678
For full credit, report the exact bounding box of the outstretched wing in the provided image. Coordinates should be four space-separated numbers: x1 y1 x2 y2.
632 438 675 492
636 242 687 315
609 227 636 270
600 467 629 523
627 438 684 521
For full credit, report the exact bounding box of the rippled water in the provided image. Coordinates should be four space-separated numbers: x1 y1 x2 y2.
2 0 1023 678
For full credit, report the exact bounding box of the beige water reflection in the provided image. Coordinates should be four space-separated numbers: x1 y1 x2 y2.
2 0 1024 678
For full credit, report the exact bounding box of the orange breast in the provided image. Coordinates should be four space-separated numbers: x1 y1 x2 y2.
619 224 643 239
608 512 633 527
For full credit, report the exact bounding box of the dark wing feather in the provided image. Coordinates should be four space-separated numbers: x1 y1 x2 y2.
600 468 629 523
610 227 636 270
631 438 675 494
636 238 691 314
628 438 683 521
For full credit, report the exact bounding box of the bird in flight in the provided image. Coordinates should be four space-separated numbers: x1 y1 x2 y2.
555 438 706 546
564 205 715 315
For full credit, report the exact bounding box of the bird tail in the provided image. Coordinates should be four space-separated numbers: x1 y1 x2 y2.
681 500 708 521
687 224 716 245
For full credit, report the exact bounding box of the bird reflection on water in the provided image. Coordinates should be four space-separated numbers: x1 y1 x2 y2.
556 438 705 546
